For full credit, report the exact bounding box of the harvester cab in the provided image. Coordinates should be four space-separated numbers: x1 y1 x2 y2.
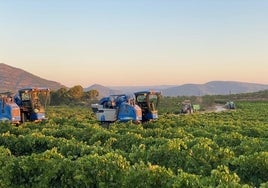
180 100 194 114
15 87 50 122
134 90 161 121
91 94 142 123
225 101 235 109
0 92 21 124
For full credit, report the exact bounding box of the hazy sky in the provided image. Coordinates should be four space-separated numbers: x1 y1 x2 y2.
1 0 268 87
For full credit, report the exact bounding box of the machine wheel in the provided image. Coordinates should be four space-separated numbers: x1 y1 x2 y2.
101 122 111 129
21 113 27 123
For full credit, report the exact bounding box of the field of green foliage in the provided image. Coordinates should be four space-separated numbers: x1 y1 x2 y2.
1 101 268 187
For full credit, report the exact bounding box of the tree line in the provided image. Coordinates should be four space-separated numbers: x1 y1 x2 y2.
50 85 99 105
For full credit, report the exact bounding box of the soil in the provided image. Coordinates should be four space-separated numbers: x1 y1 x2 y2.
214 105 227 112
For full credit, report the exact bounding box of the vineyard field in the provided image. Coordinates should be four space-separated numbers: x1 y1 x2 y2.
0 101 268 187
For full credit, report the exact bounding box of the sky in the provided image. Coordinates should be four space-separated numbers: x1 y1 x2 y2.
0 0 268 87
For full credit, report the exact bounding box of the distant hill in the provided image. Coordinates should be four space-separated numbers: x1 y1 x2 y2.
84 85 173 98
3 62 266 97
109 85 176 93
162 81 268 96
84 84 122 98
0 63 65 92
85 81 268 98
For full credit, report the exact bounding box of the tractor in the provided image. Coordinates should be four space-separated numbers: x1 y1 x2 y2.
0 92 21 124
180 100 194 114
15 87 50 122
91 90 161 123
225 101 235 109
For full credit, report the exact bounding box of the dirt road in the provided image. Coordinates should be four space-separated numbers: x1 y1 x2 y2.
214 105 227 112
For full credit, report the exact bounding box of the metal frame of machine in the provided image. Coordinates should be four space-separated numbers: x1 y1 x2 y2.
15 87 50 122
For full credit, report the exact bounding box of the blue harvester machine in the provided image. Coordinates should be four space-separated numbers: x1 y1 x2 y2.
0 92 21 124
91 90 161 123
0 87 50 124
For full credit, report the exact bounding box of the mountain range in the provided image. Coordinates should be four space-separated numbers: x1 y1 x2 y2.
1 63 268 96
0 63 64 92
88 82 268 97
161 81 268 96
